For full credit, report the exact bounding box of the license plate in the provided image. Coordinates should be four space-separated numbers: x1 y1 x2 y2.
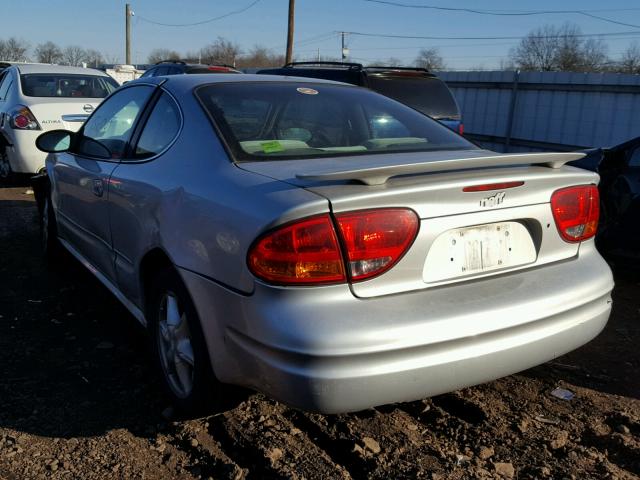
423 221 537 283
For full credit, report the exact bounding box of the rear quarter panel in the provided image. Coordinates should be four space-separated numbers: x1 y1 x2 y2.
107 84 328 305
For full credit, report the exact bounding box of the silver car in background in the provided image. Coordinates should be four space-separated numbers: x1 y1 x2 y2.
35 74 613 413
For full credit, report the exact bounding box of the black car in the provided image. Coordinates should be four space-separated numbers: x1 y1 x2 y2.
570 138 640 261
258 62 462 133
140 60 241 78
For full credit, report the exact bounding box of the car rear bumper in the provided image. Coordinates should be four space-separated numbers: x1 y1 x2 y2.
5 129 47 174
179 242 613 413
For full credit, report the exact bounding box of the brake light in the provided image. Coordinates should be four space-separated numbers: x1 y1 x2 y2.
9 105 40 130
248 209 419 285
208 66 232 72
458 123 464 135
463 181 524 192
248 215 346 285
551 185 599 243
336 209 419 281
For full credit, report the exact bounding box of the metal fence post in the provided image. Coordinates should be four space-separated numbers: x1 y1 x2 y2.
504 70 520 152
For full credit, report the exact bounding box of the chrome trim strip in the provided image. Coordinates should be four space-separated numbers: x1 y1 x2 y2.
61 114 89 123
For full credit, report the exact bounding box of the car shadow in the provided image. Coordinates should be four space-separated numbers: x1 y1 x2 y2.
521 268 639 400
0 190 245 439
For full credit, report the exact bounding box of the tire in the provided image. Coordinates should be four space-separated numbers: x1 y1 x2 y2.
40 190 61 261
147 267 220 413
0 147 14 186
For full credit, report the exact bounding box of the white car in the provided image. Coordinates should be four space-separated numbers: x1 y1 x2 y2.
0 64 119 179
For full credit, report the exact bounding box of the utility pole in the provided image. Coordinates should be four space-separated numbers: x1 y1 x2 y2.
125 4 132 65
341 32 349 62
285 0 295 64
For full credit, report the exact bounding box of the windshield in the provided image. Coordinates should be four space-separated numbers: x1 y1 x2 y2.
20 73 119 98
196 82 474 161
366 74 460 120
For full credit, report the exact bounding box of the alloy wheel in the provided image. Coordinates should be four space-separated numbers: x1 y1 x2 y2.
157 292 195 399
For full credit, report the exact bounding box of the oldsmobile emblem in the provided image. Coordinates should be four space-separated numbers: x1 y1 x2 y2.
83 104 94 113
480 191 505 207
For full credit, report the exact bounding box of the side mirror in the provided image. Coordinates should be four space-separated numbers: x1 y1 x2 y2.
36 130 73 153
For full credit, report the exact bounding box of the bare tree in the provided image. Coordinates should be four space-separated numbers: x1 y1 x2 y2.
579 38 608 72
147 48 180 64
35 41 63 64
62 45 87 66
103 52 121 64
509 24 609 72
617 42 640 74
381 57 404 66
414 47 445 71
0 37 30 62
236 46 285 68
200 37 241 66
181 51 201 64
84 49 105 68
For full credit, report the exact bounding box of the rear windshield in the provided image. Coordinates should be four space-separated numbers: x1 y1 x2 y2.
196 82 474 161
20 74 119 98
366 74 460 120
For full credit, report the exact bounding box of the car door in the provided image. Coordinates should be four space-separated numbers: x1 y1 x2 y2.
107 90 182 304
52 84 156 282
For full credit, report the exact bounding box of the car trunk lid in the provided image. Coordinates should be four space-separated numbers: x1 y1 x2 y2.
26 98 100 132
239 149 599 297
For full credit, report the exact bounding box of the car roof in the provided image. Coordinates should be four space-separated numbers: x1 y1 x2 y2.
14 63 110 76
134 73 355 89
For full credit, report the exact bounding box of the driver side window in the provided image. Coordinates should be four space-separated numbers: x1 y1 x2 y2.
77 85 154 159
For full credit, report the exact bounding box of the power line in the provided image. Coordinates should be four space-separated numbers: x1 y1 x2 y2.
137 0 263 27
361 1 640 16
342 29 640 41
295 34 640 53
362 0 640 29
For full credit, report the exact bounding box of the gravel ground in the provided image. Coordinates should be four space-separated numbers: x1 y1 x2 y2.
0 185 638 480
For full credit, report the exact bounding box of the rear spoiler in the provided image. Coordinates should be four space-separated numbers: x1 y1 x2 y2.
296 152 586 186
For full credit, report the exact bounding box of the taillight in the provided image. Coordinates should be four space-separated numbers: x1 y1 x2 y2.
248 209 419 285
9 105 40 130
458 123 464 135
335 209 419 281
248 215 346 285
551 185 599 243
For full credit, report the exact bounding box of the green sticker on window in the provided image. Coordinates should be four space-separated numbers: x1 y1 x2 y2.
261 141 284 153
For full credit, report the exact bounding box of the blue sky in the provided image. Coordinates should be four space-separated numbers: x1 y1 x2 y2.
3 1 640 68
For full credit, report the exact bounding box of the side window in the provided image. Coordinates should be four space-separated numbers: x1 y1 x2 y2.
133 92 181 159
140 68 156 78
629 148 640 168
154 66 170 76
78 85 154 159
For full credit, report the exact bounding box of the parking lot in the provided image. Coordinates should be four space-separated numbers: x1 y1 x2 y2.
0 184 636 479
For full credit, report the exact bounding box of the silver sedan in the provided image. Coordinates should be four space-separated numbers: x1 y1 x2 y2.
34 74 613 413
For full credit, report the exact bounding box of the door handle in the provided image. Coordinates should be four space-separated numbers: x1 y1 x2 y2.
92 179 104 197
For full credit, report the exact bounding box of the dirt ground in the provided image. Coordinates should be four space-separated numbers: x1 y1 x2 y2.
0 185 638 480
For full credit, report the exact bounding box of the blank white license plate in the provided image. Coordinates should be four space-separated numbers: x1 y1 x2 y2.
423 222 537 283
